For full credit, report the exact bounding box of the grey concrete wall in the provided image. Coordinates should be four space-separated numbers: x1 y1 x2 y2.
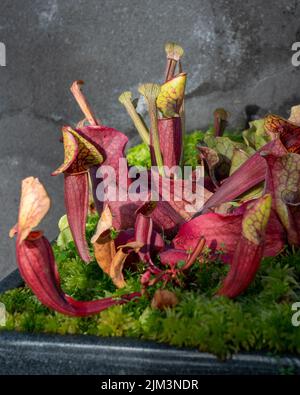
1 0 300 279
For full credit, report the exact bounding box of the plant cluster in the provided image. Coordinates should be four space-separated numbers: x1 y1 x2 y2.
6 42 300 328
1 226 300 359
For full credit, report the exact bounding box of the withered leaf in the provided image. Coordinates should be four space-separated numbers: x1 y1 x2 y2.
93 208 143 289
11 177 50 243
92 206 116 275
289 105 300 126
151 289 178 310
110 242 143 288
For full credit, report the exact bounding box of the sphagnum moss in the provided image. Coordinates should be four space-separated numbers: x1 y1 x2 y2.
1 132 300 360
1 231 300 359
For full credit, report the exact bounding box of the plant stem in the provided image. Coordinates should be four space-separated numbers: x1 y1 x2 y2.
164 42 184 82
139 83 165 177
149 102 165 176
70 80 99 126
182 237 206 271
178 61 185 166
119 91 150 145
165 59 177 82
213 108 229 137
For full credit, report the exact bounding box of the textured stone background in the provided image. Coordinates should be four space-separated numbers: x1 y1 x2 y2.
1 0 300 279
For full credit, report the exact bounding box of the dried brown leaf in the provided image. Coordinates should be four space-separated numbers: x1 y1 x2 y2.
110 241 143 289
151 289 178 310
92 206 116 275
12 177 50 243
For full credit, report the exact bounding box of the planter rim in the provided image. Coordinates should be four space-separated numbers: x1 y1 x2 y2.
1 270 300 375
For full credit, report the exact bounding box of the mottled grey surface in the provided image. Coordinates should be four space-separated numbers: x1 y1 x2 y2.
1 0 300 279
2 331 300 375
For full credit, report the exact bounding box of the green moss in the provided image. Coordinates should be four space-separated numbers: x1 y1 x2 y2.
126 130 207 169
1 237 300 359
126 143 151 169
182 130 205 167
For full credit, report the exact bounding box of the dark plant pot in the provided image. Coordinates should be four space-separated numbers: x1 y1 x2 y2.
0 270 300 375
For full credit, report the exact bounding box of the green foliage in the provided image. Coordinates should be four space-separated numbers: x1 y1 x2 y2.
204 135 255 163
125 128 248 172
110 228 119 240
126 131 207 170
1 237 300 360
182 130 205 167
243 119 271 150
126 143 151 169
56 214 73 250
